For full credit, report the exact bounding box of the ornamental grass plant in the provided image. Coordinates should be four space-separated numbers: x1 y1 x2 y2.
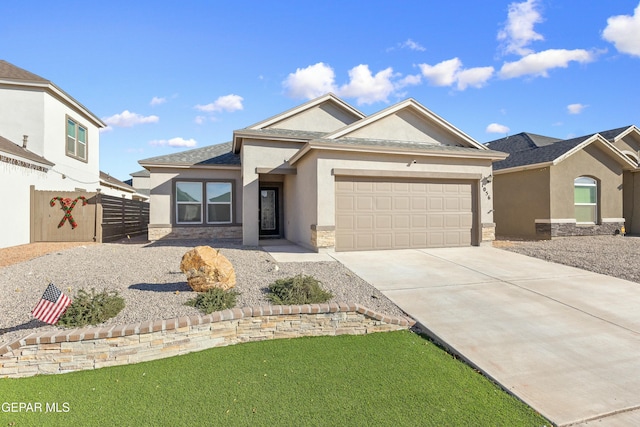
57 288 124 328
267 274 333 305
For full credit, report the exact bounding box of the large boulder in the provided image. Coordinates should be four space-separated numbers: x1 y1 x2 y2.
180 246 236 292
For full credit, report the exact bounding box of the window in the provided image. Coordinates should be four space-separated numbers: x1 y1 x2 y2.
66 117 87 161
175 181 232 224
574 177 597 224
206 182 232 223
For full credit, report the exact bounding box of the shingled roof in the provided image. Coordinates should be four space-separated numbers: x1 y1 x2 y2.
0 135 54 167
487 127 636 171
138 141 240 167
0 60 49 83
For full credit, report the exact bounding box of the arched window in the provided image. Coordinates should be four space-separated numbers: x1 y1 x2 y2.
574 177 597 224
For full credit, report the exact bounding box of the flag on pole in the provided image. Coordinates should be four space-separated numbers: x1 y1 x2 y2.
32 283 72 325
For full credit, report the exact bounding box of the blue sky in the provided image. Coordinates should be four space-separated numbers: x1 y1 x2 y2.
2 0 639 181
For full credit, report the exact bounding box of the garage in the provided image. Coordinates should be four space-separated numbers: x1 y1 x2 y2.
335 176 476 251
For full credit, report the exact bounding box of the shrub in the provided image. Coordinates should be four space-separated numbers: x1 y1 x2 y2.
267 275 333 305
185 288 239 314
57 288 125 327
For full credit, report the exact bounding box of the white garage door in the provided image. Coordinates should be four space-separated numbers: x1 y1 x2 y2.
335 177 475 251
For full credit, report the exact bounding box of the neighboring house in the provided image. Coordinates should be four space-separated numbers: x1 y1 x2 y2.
99 171 141 200
139 93 507 252
124 169 151 201
0 60 134 248
487 126 640 239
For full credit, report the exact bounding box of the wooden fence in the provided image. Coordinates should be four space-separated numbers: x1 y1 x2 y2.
30 187 149 243
99 193 149 242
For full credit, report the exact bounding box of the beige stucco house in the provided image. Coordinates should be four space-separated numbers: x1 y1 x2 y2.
487 126 640 239
139 94 507 252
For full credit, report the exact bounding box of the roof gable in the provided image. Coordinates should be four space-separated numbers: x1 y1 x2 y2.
247 93 364 132
324 99 486 150
490 132 636 172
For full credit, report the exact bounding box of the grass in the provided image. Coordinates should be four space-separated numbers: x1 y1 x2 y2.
0 331 548 426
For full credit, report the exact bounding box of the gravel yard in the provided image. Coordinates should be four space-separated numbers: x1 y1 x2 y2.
494 235 640 284
0 239 406 347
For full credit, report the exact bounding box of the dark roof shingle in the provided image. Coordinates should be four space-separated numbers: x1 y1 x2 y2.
139 141 240 166
0 60 49 83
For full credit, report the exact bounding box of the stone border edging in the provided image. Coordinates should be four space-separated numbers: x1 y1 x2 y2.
0 302 415 378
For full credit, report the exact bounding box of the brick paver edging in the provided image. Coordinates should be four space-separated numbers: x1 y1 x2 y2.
0 302 415 378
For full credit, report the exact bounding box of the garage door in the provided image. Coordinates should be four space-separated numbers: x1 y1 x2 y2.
335 177 475 251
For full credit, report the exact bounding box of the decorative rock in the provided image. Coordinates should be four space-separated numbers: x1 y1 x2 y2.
180 246 236 292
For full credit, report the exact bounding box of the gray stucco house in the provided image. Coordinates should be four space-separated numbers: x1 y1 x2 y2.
487 126 640 239
139 93 507 252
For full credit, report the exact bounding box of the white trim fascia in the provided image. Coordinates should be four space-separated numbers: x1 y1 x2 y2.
602 218 625 223
246 93 365 130
232 130 313 144
288 140 506 165
553 134 637 170
137 162 241 170
323 98 486 150
610 125 640 142
0 150 54 168
492 162 553 175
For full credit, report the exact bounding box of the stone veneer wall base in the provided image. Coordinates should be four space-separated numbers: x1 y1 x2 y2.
0 303 414 378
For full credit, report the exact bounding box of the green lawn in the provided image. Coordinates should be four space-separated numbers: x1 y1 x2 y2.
0 331 548 426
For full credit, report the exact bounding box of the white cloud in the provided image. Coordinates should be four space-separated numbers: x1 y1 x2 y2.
499 49 595 78
497 0 544 56
195 94 244 113
486 123 511 134
102 110 159 128
567 103 588 114
194 116 206 125
283 62 337 99
338 65 396 105
150 96 166 106
419 58 462 86
456 66 495 90
419 58 494 90
602 3 640 57
149 137 197 148
395 73 422 89
400 39 426 51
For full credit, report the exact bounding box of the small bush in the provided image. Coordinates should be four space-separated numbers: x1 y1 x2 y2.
57 288 125 327
267 275 333 305
185 288 239 314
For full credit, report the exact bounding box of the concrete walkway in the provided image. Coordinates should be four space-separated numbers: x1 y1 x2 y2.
331 247 640 426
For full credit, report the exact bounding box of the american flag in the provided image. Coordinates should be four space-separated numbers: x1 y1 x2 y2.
32 283 72 325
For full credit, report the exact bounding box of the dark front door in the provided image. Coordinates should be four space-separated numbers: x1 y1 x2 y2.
259 186 279 237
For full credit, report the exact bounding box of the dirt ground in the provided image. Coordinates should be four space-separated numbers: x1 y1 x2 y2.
0 242 97 268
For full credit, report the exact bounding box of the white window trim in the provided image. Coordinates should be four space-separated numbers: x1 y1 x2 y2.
175 180 233 225
175 181 203 225
574 177 597 225
66 116 88 162
206 182 233 225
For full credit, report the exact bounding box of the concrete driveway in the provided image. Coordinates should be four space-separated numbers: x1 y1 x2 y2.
331 247 640 426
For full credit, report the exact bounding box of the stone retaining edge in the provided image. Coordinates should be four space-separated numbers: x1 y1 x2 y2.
0 302 415 378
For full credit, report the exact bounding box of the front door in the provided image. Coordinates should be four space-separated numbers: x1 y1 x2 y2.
259 186 279 237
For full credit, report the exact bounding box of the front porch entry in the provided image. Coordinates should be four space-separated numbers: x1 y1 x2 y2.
259 185 281 238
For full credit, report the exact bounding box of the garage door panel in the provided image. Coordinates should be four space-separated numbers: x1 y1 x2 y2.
376 196 392 210
336 195 354 210
376 215 392 228
356 215 374 230
394 233 411 247
394 196 410 210
335 177 475 251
